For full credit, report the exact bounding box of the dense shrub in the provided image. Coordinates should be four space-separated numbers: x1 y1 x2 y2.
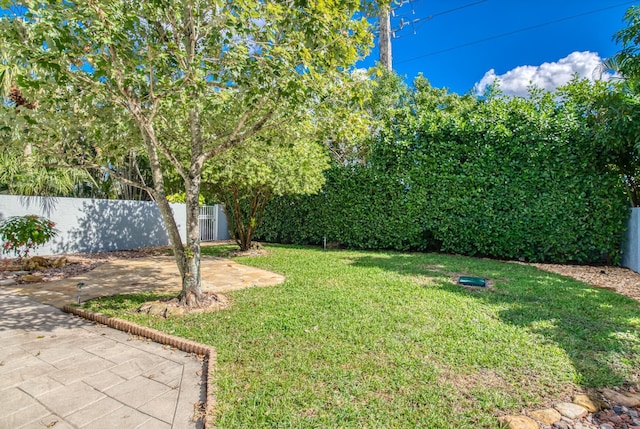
0 215 58 258
257 80 629 263
259 166 426 250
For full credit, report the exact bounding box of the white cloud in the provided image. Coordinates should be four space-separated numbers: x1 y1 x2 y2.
474 51 614 97
351 67 371 81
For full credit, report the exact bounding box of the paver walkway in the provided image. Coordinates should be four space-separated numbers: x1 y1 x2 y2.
0 290 204 429
0 255 286 428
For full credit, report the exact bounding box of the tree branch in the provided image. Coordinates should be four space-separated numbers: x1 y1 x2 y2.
204 106 276 162
141 121 189 182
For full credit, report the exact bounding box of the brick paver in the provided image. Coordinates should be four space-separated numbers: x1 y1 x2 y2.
0 290 204 429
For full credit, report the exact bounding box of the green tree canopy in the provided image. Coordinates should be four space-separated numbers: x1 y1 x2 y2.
589 5 640 206
204 133 329 250
1 0 372 305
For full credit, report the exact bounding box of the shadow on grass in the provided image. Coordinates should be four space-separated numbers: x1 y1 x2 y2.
200 244 241 258
84 291 174 314
350 252 640 388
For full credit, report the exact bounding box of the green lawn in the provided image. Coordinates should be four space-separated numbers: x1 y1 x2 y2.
85 245 640 428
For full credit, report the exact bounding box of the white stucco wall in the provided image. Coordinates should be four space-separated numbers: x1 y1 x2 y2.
0 195 187 256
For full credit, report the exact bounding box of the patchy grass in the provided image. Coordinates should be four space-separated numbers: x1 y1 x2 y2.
200 243 240 257
84 245 640 428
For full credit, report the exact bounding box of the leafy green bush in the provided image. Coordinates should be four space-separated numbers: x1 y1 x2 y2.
257 79 629 263
166 193 207 205
0 215 58 258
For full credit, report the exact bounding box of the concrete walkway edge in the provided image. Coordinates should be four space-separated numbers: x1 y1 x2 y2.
62 305 217 429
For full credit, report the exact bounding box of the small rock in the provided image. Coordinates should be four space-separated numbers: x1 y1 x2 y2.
24 256 49 271
20 274 43 283
147 303 167 317
555 402 589 419
599 424 615 429
165 306 185 318
602 389 640 408
553 420 571 429
51 256 68 268
499 415 539 429
574 394 606 412
572 421 590 429
530 409 562 425
605 414 622 425
0 278 17 286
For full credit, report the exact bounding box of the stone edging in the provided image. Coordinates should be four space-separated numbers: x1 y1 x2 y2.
62 305 216 429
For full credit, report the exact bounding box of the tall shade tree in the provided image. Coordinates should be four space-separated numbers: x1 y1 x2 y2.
607 5 640 81
0 0 372 305
204 134 330 251
590 5 640 206
562 78 640 207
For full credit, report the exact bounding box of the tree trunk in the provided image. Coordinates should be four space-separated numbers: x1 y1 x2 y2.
140 125 205 305
179 176 203 305
177 107 205 306
220 185 271 251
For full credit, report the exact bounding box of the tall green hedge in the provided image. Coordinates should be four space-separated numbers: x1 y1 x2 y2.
258 165 427 250
257 82 629 263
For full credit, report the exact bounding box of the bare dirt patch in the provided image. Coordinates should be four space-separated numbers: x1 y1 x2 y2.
137 291 230 318
223 242 270 258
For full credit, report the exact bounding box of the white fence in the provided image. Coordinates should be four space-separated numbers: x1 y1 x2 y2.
0 195 229 256
623 207 640 273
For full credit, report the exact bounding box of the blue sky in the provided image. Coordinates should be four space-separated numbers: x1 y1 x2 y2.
3 1 632 97
357 0 636 95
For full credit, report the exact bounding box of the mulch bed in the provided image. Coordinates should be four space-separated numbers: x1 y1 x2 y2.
526 262 640 304
0 246 171 283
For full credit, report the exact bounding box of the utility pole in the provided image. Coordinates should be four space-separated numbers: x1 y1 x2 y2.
379 3 392 70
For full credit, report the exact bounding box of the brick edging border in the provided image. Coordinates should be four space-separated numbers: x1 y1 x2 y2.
62 305 216 429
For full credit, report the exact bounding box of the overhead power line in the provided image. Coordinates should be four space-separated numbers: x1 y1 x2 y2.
380 0 488 69
412 0 488 23
395 1 636 65
391 0 489 38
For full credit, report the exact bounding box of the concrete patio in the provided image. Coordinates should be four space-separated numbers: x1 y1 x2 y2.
0 255 286 428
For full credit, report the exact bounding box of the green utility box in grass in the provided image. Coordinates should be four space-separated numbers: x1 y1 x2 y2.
458 276 487 287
